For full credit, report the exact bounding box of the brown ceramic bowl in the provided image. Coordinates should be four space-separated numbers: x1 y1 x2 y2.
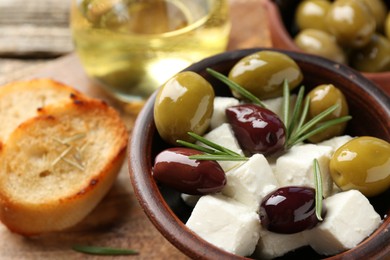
262 0 390 96
129 48 390 259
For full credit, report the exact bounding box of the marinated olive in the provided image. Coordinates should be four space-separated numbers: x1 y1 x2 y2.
225 104 286 156
295 0 331 32
228 51 303 99
153 148 226 195
350 33 390 73
360 0 387 32
386 12 390 39
325 0 376 48
259 186 325 234
294 29 347 64
154 71 214 145
307 84 349 143
329 136 390 197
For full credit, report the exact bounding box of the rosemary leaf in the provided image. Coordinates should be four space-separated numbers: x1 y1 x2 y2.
291 104 340 143
187 132 242 157
189 154 248 161
313 159 323 221
295 95 310 133
283 79 290 130
51 146 73 167
176 140 220 155
287 86 305 139
72 245 138 256
206 68 266 108
289 116 352 147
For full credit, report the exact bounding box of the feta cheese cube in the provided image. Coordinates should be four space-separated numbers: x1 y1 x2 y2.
254 226 308 259
210 97 240 129
198 123 244 172
275 144 334 197
186 194 260 256
305 190 382 255
262 95 296 124
222 154 279 211
318 135 354 152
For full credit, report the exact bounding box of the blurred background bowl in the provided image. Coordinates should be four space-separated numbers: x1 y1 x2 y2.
262 0 390 96
129 48 390 259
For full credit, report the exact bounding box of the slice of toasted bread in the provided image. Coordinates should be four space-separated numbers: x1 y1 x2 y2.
0 78 87 143
0 98 128 235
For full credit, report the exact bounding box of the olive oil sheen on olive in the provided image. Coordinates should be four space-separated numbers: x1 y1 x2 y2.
71 0 230 102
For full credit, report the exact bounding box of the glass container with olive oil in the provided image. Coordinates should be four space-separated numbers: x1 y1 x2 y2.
71 0 231 102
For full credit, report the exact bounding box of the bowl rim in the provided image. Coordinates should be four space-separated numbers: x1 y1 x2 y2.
262 0 390 95
129 47 390 260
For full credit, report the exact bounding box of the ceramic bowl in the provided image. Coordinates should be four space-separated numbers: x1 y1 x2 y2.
129 48 390 259
262 0 390 96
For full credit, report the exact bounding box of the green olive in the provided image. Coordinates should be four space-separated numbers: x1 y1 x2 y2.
307 84 349 143
385 12 390 39
325 0 376 48
360 0 387 32
330 136 390 197
154 71 214 145
350 33 390 72
294 29 347 64
295 0 331 32
228 51 303 99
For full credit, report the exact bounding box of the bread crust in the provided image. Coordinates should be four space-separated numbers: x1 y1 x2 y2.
0 97 128 235
0 78 87 144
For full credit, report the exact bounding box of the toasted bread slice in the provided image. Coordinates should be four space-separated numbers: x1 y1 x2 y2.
0 98 128 235
0 78 87 143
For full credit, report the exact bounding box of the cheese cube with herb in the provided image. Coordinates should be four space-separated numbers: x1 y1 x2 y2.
210 97 240 129
275 144 334 197
305 190 382 255
186 194 260 257
198 123 244 172
222 153 279 211
254 227 308 259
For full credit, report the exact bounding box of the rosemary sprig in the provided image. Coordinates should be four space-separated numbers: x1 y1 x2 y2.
281 80 352 149
206 68 266 108
313 159 324 221
177 132 248 161
51 133 87 171
206 68 352 152
72 245 138 256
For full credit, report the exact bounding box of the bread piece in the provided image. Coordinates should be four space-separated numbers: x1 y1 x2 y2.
0 78 87 143
0 98 128 235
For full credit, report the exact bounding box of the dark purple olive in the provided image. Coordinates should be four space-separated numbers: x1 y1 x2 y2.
225 104 286 156
259 186 325 234
153 147 226 195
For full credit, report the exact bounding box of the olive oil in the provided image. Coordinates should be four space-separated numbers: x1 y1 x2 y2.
71 0 230 102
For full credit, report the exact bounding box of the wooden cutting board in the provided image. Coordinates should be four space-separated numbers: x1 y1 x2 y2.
0 0 271 259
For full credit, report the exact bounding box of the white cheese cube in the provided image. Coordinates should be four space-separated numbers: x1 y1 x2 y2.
275 144 334 197
180 193 200 207
210 97 240 129
222 154 279 211
254 227 308 259
198 123 244 172
305 190 382 255
318 135 354 152
262 95 297 124
186 194 260 256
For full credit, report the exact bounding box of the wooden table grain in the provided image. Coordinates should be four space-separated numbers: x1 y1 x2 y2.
0 0 271 259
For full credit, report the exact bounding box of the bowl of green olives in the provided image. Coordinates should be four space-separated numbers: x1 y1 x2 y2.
129 48 390 259
263 0 390 96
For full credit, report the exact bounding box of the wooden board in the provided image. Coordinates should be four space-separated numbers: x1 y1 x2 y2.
0 0 271 259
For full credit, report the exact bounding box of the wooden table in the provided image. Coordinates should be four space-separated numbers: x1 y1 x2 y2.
0 0 271 259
